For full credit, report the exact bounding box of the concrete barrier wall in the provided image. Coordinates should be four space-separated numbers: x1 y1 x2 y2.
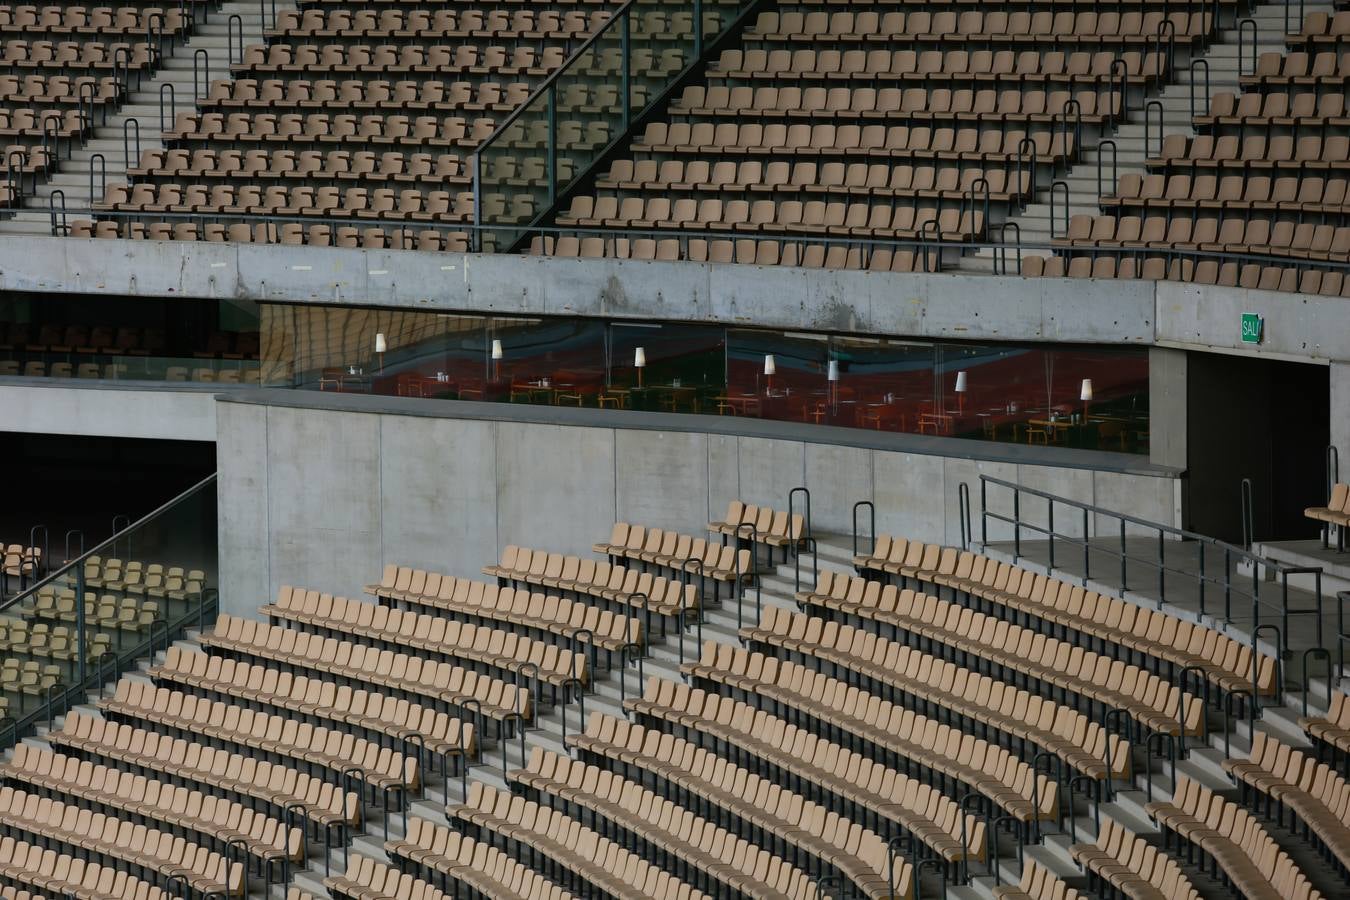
0 379 219 441
216 392 1181 617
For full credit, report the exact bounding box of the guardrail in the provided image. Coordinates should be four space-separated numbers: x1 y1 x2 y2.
471 0 759 253
977 474 1325 661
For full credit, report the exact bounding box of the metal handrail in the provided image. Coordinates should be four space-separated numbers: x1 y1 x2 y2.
977 474 1323 639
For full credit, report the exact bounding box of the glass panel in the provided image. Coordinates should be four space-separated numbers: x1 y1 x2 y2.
827 337 937 433
0 291 259 384
0 475 217 749
259 302 1152 454
611 322 726 413
725 329 829 422
476 0 754 251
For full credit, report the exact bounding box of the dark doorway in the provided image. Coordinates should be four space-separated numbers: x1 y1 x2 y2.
0 432 215 560
1186 354 1329 543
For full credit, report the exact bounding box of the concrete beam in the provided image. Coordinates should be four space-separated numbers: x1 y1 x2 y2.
0 378 218 441
1 236 1157 346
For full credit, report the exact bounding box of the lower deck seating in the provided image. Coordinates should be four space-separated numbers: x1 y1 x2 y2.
1145 776 1325 900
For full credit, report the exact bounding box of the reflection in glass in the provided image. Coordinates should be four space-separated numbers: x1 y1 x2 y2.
261 303 1151 454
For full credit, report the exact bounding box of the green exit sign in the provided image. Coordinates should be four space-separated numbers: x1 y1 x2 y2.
1241 313 1263 344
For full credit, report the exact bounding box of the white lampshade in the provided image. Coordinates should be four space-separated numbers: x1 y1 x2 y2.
491 339 503 360
763 354 776 376
827 360 839 382
634 347 647 368
374 332 387 353
954 370 968 393
1080 378 1094 401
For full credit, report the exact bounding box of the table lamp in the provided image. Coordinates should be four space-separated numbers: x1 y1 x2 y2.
827 359 839 413
374 332 387 374
491 338 503 381
1080 378 1093 420
954 370 968 414
634 346 646 388
763 354 776 395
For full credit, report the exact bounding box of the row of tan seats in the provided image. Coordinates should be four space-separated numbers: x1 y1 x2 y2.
1240 49 1349 85
680 644 1058 825
797 573 1203 736
326 852 451 900
0 835 174 900
0 786 243 897
992 859 1087 900
451 781 714 900
569 711 921 897
592 524 756 588
511 749 823 899
97 182 474 220
1070 816 1201 900
672 85 1120 125
597 158 1032 203
204 77 530 112
712 47 1165 82
1198 91 1347 128
259 586 588 694
150 644 477 765
559 195 984 239
129 146 469 187
1022 254 1350 296
69 219 472 250
0 359 261 381
49 710 360 832
635 122 1073 163
853 537 1279 697
1300 690 1350 757
83 556 206 597
531 236 938 272
364 568 642 655
481 546 700 629
1144 776 1324 900
1223 731 1350 872
1056 214 1350 262
1103 173 1350 217
752 10 1208 42
707 499 805 556
0 543 39 580
0 6 188 33
1 742 302 876
744 605 1130 780
272 8 609 39
166 111 493 147
1305 484 1350 539
0 618 112 661
232 43 567 76
28 590 168 630
100 678 416 794
390 817 580 899
0 41 154 68
1286 10 1350 44
200 613 531 729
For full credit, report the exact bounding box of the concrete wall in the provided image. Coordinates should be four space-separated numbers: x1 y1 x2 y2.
1331 361 1350 487
8 236 1348 363
216 393 1181 617
0 379 219 441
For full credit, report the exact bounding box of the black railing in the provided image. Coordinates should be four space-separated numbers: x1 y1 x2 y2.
978 475 1323 663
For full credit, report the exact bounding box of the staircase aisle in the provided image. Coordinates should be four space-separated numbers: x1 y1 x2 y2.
0 0 295 236
960 0 1332 271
